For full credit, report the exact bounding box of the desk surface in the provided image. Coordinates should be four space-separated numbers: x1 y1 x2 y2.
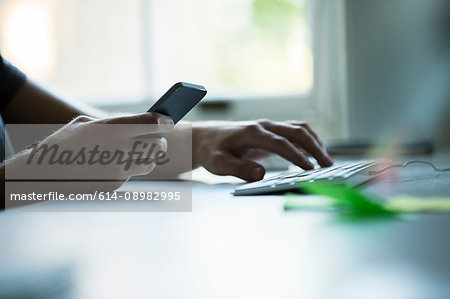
1 155 450 299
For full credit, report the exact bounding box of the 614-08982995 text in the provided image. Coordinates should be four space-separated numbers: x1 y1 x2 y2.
8 191 182 201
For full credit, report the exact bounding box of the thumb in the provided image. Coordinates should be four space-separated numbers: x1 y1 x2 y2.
94 112 174 136
100 112 174 125
210 153 266 182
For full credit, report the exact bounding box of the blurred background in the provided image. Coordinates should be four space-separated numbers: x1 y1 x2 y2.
0 0 313 100
1 0 449 144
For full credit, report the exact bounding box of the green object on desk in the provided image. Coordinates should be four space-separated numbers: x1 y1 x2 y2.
285 182 395 218
284 182 450 216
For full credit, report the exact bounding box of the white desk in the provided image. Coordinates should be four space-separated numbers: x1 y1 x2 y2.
1 154 450 299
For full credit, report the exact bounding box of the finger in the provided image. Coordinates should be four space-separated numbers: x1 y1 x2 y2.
288 121 325 148
208 152 266 182
123 162 156 178
99 112 173 125
69 115 96 124
100 138 166 178
92 112 174 136
300 123 325 148
240 125 315 170
126 138 168 163
262 122 333 167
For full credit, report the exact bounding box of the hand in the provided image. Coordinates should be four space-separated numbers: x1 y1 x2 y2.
5 112 174 194
192 119 333 182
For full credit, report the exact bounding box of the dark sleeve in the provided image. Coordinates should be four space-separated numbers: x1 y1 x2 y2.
0 55 27 111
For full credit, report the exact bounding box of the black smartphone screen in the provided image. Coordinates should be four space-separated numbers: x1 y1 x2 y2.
147 82 207 124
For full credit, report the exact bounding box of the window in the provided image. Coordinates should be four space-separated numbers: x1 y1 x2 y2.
0 0 312 104
0 0 146 103
150 0 312 98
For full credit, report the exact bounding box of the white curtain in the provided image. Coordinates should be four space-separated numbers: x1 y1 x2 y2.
310 0 349 139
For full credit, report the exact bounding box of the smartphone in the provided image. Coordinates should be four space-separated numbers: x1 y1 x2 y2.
148 82 207 124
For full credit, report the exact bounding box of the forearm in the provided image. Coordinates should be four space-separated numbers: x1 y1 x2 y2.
1 79 106 124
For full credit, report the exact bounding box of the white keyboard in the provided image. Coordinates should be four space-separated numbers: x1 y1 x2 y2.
233 160 380 196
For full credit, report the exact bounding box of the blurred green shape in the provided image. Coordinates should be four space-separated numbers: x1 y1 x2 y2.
284 183 450 218
284 194 335 211
285 182 395 218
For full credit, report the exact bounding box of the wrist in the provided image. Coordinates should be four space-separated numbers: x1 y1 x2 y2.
191 125 204 169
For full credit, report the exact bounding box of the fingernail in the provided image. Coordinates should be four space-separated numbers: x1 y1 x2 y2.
158 115 174 125
250 167 265 182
